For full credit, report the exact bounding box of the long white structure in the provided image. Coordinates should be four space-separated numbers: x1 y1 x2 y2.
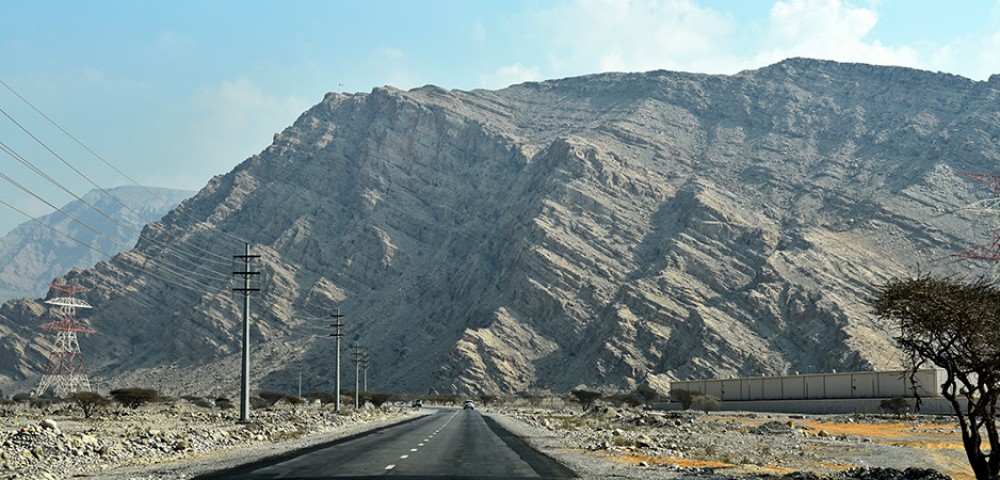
671 369 944 401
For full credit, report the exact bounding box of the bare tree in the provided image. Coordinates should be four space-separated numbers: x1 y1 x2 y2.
872 275 1000 480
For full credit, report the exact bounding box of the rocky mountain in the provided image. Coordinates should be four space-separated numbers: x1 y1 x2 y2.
0 186 192 302
1 58 998 397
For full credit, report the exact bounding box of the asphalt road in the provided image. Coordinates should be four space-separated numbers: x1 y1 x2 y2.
193 408 577 480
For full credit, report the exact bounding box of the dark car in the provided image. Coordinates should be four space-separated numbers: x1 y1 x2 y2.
412 399 423 408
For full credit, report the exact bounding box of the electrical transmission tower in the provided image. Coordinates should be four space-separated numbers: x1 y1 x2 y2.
957 172 1000 277
36 283 94 397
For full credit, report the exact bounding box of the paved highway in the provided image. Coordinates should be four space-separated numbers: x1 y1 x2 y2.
193 408 576 479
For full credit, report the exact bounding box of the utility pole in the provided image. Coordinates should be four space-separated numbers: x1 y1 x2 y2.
362 352 370 393
351 343 364 409
329 309 344 412
233 243 260 423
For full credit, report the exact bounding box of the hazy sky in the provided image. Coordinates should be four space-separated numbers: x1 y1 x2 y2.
2 0 999 236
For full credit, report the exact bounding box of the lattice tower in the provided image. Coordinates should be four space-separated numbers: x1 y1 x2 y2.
36 283 94 397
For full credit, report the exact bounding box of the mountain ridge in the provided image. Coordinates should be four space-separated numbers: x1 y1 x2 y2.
0 58 996 396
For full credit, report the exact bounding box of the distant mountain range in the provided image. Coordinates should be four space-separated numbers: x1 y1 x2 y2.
0 186 193 302
1 58 998 397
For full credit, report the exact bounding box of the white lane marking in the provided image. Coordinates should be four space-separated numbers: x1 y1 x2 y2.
410 448 418 452
385 465 396 470
418 443 425 446
400 455 409 459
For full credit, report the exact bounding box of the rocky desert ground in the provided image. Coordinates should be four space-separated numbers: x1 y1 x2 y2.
0 395 977 480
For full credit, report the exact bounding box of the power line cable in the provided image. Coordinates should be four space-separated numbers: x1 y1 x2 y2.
0 83 244 264
0 138 227 272
0 195 226 302
0 77 254 246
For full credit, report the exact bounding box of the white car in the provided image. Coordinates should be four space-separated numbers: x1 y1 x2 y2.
462 400 475 410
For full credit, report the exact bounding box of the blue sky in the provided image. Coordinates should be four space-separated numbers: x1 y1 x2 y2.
1 0 999 236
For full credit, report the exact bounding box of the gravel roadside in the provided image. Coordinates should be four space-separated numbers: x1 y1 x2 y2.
1 403 965 480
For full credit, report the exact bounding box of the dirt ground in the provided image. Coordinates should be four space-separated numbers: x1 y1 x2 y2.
588 413 975 479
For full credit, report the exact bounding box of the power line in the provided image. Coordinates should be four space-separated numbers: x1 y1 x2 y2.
0 139 232 272
0 77 254 247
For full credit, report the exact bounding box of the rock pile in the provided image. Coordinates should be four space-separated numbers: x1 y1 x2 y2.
0 403 406 479
496 407 956 479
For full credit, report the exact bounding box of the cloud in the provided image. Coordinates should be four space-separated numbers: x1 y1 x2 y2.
183 77 310 176
156 31 197 56
381 48 406 61
481 63 541 89
513 0 993 80
522 0 742 76
753 0 919 68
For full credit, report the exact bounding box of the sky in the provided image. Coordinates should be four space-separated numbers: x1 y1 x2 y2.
1 0 999 237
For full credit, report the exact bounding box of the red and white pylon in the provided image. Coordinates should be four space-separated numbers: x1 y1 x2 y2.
36 283 95 397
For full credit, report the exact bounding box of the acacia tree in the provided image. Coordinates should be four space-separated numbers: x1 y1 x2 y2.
872 275 1000 480
570 389 602 412
69 391 111 419
109 388 159 409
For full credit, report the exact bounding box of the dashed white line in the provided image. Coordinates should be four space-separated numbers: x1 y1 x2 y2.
385 465 396 470
400 455 409 459
410 448 418 452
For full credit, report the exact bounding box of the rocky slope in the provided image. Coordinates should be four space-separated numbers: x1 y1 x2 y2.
1 58 998 397
0 186 192 302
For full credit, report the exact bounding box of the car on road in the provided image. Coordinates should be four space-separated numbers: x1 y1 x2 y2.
462 400 475 410
411 399 422 408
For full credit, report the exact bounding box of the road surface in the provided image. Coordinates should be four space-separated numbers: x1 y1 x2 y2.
193 408 577 479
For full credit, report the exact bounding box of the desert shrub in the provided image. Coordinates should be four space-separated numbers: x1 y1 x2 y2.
109 388 159 409
692 394 720 414
250 396 271 409
257 391 288 408
670 389 699 409
479 394 497 406
305 391 337 405
360 391 393 407
606 392 642 408
29 398 53 410
192 398 214 409
634 384 659 406
570 389 602 412
215 397 234 409
880 397 911 415
69 391 111 419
